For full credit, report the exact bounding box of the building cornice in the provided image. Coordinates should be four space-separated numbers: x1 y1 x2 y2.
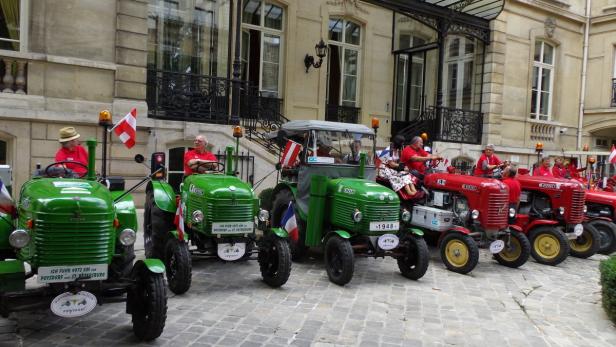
510 0 585 24
0 50 117 71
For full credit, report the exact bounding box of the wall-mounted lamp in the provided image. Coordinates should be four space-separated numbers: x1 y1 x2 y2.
535 142 544 164
304 39 327 73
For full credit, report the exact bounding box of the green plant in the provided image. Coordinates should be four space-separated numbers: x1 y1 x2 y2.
258 188 274 211
600 255 616 323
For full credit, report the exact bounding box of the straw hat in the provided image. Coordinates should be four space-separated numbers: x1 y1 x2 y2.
58 127 80 143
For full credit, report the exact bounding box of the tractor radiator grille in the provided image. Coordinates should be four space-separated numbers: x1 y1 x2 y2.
330 198 399 232
33 217 114 267
204 200 253 228
486 191 509 229
568 189 585 224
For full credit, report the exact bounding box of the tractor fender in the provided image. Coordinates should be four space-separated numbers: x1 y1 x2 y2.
508 224 524 233
147 181 177 214
322 230 351 243
525 219 559 232
437 226 472 246
585 216 613 224
272 183 298 200
111 192 138 231
269 227 289 238
407 227 424 237
134 258 165 274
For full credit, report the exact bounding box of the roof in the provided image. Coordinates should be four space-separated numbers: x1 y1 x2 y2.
279 120 375 135
424 0 504 20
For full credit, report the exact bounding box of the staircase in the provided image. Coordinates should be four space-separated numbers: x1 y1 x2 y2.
240 91 288 155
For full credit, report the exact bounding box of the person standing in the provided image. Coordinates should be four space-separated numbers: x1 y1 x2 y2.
501 165 522 212
184 135 217 175
55 127 89 177
473 144 505 177
533 157 553 177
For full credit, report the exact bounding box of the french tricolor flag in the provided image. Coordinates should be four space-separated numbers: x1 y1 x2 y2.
281 202 298 241
280 140 302 167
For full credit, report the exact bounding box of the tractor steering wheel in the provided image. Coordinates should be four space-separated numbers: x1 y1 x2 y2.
44 161 89 178
194 160 225 174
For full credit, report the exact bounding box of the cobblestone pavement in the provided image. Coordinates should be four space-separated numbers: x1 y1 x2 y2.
2 213 615 347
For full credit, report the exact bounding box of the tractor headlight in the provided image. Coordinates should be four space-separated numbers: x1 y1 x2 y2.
401 209 411 222
508 208 516 218
119 228 136 246
258 209 270 222
471 209 480 220
9 229 30 249
192 210 204 223
352 209 363 223
583 205 588 213
559 207 565 215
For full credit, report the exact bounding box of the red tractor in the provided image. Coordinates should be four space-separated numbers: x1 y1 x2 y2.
513 175 599 265
584 190 616 254
381 172 530 274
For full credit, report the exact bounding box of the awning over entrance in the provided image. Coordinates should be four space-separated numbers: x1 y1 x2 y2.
422 0 505 20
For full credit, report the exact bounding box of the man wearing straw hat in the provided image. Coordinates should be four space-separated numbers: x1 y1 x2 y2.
54 127 89 176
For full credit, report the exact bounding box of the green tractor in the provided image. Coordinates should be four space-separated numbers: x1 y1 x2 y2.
144 127 291 294
269 120 429 286
0 137 167 341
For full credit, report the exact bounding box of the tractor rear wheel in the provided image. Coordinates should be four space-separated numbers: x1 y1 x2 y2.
396 236 429 280
144 190 174 259
529 226 569 265
324 236 354 286
258 236 292 287
590 220 616 255
439 233 478 274
165 238 192 295
569 223 600 259
271 189 307 261
131 268 167 341
494 230 530 268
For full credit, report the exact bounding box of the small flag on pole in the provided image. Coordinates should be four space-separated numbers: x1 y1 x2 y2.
0 178 15 217
173 199 185 241
110 108 137 149
280 140 302 167
609 144 616 164
280 202 298 241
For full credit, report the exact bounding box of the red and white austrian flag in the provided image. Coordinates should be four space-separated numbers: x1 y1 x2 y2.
173 199 185 241
111 108 137 149
280 140 302 167
609 144 616 164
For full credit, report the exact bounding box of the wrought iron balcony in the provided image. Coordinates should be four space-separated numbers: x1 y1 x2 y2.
325 104 360 124
397 106 483 145
612 78 616 107
240 92 288 154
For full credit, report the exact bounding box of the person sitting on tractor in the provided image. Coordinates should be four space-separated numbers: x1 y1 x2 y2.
184 134 217 175
473 144 507 177
552 157 569 178
377 135 418 197
343 139 362 164
400 136 442 180
533 157 553 177
54 127 88 177
501 165 521 212
565 159 586 181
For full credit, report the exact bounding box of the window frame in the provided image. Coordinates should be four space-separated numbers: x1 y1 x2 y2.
393 33 426 121
241 0 285 98
0 0 29 53
326 17 362 108
442 35 476 110
530 40 556 121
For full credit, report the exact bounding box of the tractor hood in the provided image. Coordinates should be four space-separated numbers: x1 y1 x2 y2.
585 191 616 207
183 174 254 200
424 173 507 193
19 179 113 214
517 175 585 191
327 178 399 203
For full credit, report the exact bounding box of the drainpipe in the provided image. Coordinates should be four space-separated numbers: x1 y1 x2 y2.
577 0 591 149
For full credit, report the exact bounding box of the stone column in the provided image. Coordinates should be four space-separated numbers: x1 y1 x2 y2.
2 58 14 93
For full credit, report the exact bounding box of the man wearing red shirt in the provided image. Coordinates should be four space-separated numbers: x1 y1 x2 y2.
551 157 568 178
55 127 88 177
533 157 553 177
473 144 504 177
501 165 521 209
184 135 217 175
400 136 442 178
565 160 586 180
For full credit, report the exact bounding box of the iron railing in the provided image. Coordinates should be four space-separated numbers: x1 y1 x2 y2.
241 92 288 154
325 104 361 123
397 106 483 145
215 150 255 186
612 78 616 107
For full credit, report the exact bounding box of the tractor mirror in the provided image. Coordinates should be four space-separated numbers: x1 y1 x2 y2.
134 154 145 163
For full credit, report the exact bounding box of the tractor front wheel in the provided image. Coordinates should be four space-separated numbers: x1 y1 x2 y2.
144 190 174 259
396 236 429 280
569 223 600 259
258 236 292 287
494 230 531 268
165 238 192 295
439 233 479 274
529 226 569 265
589 220 616 255
131 269 167 341
324 236 354 286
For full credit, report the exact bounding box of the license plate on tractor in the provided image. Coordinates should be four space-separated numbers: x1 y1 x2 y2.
37 264 108 284
369 221 399 232
212 221 253 234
